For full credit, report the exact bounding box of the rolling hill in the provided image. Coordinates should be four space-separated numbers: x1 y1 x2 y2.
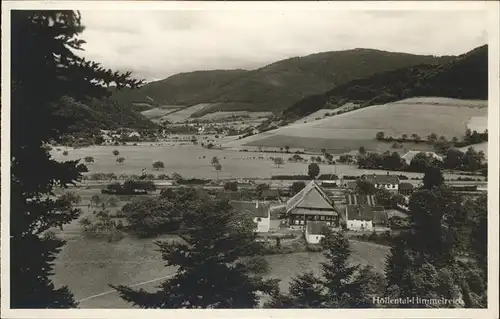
223 97 487 153
111 49 454 117
283 45 487 119
111 70 248 108
54 96 158 135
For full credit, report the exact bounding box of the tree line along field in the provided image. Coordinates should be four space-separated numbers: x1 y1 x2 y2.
225 97 487 152
49 144 482 181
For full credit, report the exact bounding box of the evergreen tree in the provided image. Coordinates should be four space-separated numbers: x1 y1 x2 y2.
384 187 487 308
112 198 279 308
11 10 141 308
307 163 320 179
422 166 444 190
267 230 382 308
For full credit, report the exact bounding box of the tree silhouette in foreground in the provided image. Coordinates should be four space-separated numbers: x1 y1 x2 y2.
266 229 384 308
385 187 487 308
11 10 142 308
112 197 279 308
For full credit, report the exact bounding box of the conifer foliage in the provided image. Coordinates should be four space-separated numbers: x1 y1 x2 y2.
112 197 279 308
10 10 142 308
267 230 384 308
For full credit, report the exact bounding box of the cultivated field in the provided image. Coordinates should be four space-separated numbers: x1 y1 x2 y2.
460 142 488 160
294 109 335 124
50 144 482 181
467 116 488 132
157 103 216 123
198 111 273 121
226 97 488 153
140 105 184 121
294 103 360 124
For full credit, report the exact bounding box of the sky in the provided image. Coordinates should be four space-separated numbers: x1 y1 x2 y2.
79 9 488 82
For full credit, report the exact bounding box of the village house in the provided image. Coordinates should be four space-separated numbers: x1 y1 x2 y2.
363 173 400 193
230 201 271 233
128 131 141 139
402 150 443 166
343 180 358 191
398 182 415 195
305 221 329 244
345 205 388 231
318 174 340 188
260 189 281 201
285 180 340 230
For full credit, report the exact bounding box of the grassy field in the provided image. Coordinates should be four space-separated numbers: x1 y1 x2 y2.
226 97 487 152
50 144 483 181
459 142 488 160
53 228 389 308
140 105 184 121
198 111 272 121
466 116 488 132
157 103 215 123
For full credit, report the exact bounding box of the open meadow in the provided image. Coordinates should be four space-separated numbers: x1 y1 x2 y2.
155 103 214 123
50 144 484 181
140 105 184 121
225 97 487 152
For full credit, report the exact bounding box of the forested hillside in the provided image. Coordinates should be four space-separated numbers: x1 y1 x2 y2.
53 96 158 135
111 49 453 117
283 45 487 119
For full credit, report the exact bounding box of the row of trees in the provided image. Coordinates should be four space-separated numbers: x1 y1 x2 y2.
358 147 486 174
375 129 487 148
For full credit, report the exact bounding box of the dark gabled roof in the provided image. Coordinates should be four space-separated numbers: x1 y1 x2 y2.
346 205 374 221
286 181 336 213
372 206 388 224
270 204 286 214
364 174 400 185
346 205 388 224
306 221 329 235
345 181 357 189
216 191 242 201
230 201 270 218
261 189 280 198
399 182 414 190
318 174 339 180
346 194 377 206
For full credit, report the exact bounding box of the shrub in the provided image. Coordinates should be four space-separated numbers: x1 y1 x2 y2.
224 181 238 192
80 210 125 242
62 151 69 156
158 174 169 180
153 161 165 170
306 245 323 252
241 256 270 275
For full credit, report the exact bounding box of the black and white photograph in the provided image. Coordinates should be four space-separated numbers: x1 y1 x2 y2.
1 1 499 318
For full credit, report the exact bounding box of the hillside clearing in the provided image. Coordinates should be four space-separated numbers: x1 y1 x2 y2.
226 97 487 152
158 103 215 123
140 105 184 120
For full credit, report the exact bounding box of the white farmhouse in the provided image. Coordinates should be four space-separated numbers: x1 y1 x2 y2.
305 221 328 244
230 201 270 233
345 205 388 231
128 131 141 138
363 174 400 193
